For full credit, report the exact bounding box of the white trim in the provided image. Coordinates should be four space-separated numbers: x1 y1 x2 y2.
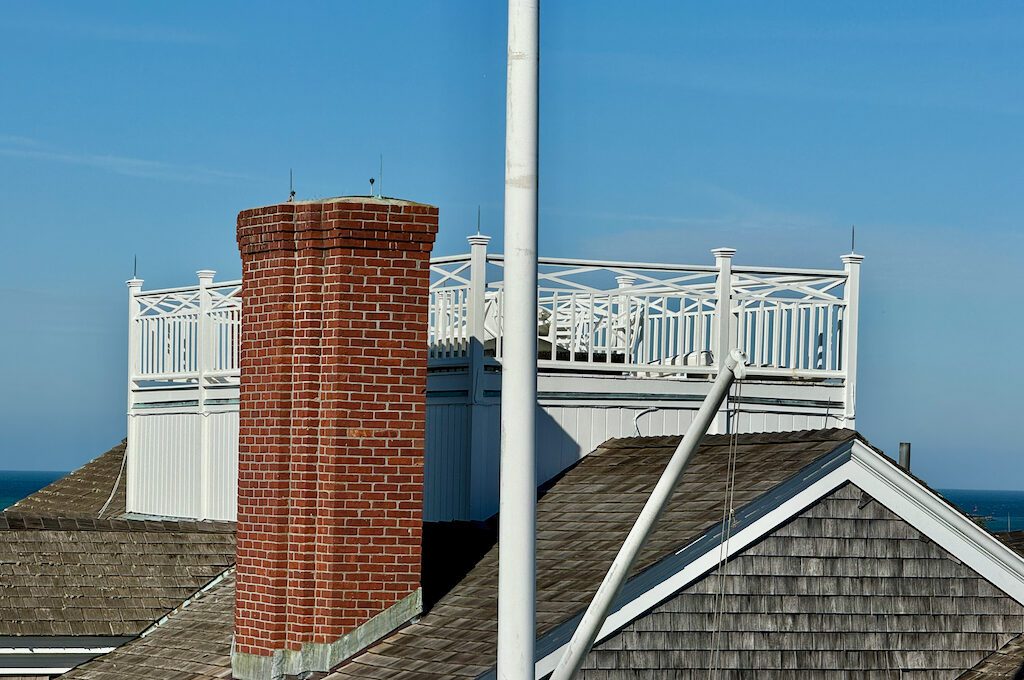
140 567 234 638
535 465 849 678
534 439 1024 677
0 645 118 676
0 647 116 655
846 440 1024 603
0 667 76 675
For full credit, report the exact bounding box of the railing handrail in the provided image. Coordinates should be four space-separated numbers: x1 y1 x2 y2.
478 253 847 279
128 237 863 426
132 255 849 300
134 281 242 297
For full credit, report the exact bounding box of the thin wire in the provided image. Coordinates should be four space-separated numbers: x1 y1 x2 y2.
707 378 743 679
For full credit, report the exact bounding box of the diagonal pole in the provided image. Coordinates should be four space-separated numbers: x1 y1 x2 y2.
550 349 748 680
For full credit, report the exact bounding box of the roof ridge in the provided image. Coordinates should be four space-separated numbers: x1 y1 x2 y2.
0 511 236 534
599 427 858 450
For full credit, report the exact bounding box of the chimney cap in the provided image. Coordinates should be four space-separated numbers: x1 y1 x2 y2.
245 195 435 211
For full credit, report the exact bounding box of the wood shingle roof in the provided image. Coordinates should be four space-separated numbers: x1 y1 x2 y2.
63 430 858 679
6 441 127 519
46 430 1024 678
61 573 236 680
0 441 236 639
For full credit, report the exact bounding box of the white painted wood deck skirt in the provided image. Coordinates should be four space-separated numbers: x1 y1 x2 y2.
127 368 843 522
125 244 860 522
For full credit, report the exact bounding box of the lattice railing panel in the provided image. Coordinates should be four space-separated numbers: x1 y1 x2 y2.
133 249 855 383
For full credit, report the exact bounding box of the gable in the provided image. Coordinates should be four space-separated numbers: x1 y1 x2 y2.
580 483 1024 678
326 430 857 679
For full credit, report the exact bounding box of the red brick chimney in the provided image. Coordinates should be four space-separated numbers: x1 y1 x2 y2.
232 197 438 680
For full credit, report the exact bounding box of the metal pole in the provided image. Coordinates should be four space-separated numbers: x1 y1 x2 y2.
898 442 911 472
497 1 539 679
550 349 748 680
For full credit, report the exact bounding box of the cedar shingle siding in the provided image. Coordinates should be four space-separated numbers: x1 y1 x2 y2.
964 634 1024 679
581 484 1024 679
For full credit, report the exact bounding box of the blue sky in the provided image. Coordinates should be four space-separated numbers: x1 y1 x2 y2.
1 2 1021 489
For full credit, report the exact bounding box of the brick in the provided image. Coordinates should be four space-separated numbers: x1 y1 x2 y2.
234 196 438 659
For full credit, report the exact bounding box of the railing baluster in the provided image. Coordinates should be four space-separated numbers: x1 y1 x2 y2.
127 249 856 383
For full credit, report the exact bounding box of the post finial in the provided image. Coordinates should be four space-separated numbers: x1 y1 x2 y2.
467 233 491 247
711 247 736 260
197 269 217 282
615 275 636 289
841 253 865 265
126 278 144 289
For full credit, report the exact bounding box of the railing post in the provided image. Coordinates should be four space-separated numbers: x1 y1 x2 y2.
711 248 736 373
467 235 492 519
710 249 735 435
615 275 636 358
840 253 863 430
126 277 144 515
197 269 216 520
468 235 491 377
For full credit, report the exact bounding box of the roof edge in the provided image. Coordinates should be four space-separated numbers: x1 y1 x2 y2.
478 435 860 680
481 434 1024 680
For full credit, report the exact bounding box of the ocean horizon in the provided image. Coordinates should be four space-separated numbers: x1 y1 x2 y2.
2 471 1024 533
0 470 66 510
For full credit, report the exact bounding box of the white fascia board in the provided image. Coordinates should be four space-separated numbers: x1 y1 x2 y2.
533 440 1024 678
0 646 116 655
0 667 74 675
846 439 1024 604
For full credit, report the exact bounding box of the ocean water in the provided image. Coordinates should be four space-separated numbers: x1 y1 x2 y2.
0 470 66 510
940 488 1024 533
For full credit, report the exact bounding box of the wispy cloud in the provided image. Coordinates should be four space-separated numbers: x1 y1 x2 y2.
540 181 848 267
2 16 216 45
0 135 255 185
556 45 1024 117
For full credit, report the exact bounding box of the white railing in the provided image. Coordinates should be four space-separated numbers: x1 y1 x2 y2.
128 274 242 387
129 238 862 405
429 238 862 384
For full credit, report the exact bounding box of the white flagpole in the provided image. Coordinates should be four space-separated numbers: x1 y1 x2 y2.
497 0 539 679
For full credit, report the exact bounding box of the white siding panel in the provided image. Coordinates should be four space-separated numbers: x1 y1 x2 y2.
129 414 201 518
206 412 238 521
424 403 471 522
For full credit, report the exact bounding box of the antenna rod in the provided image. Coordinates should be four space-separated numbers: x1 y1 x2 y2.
497 1 539 679
477 205 482 235
851 224 856 253
379 154 384 198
